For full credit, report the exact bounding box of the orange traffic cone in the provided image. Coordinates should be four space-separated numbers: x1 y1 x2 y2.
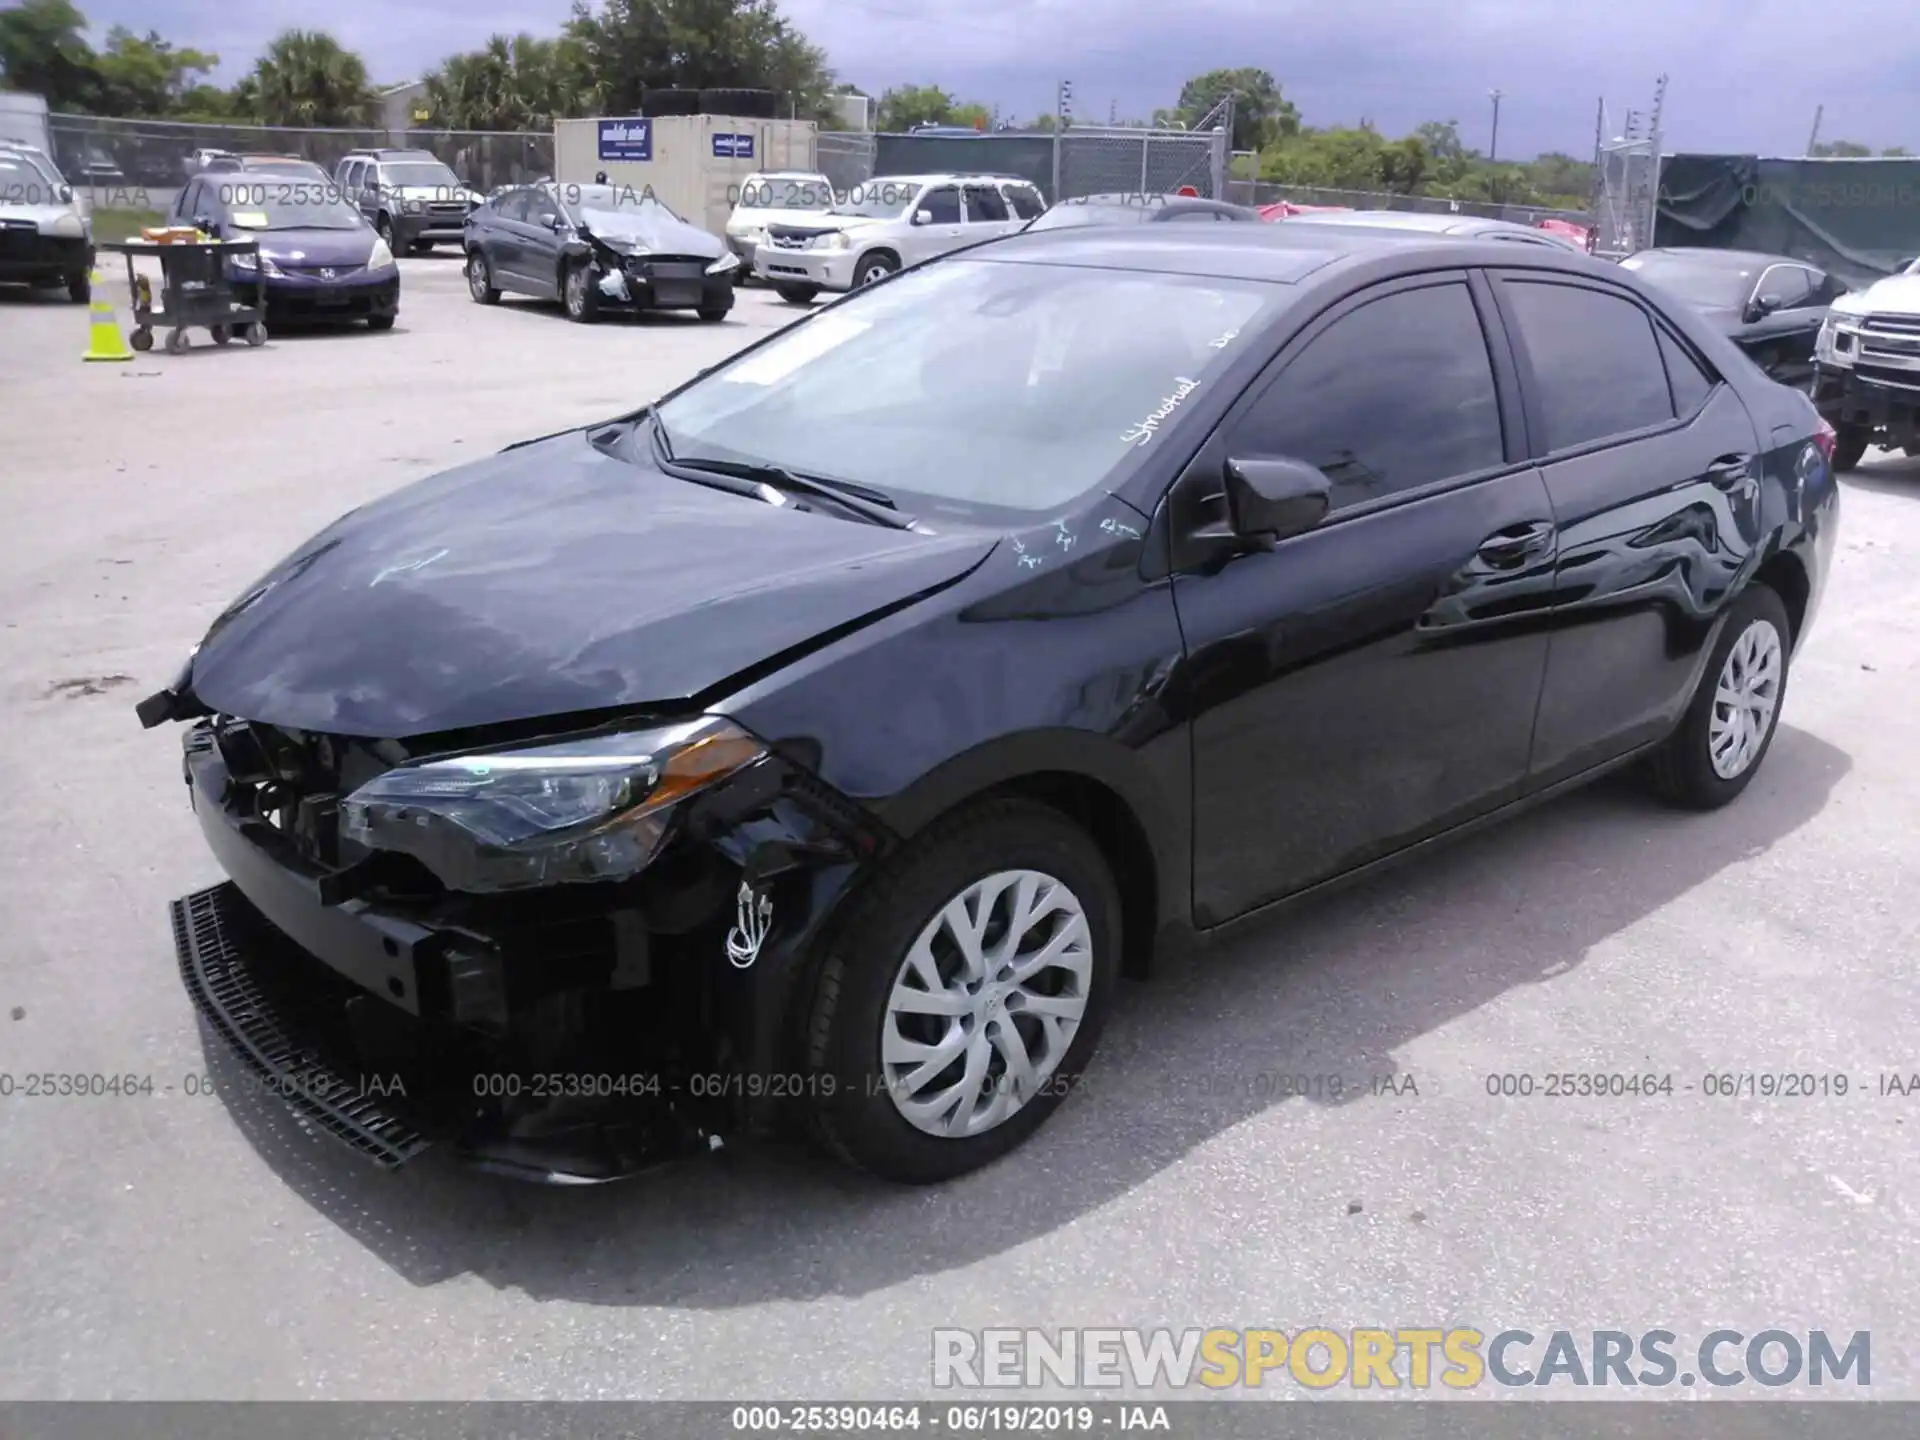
82 265 133 363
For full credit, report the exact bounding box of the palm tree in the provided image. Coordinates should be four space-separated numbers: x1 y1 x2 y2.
247 30 378 128
422 33 592 130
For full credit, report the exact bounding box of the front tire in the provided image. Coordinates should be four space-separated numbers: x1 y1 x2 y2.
1832 423 1870 472
802 799 1120 1184
376 214 396 249
563 259 600 323
775 282 819 305
854 251 899 287
366 314 395 331
697 304 730 322
1648 584 1791 810
67 270 90 303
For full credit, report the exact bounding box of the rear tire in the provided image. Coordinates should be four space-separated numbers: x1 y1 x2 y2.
801 799 1121 1184
1647 584 1791 810
1832 424 1870 472
366 314 395 331
466 250 500 304
67 271 90 303
775 283 819 305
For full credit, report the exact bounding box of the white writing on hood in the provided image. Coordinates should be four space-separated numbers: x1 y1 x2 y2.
1121 377 1200 448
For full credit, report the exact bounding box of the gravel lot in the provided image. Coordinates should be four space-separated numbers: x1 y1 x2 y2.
2 254 1918 1402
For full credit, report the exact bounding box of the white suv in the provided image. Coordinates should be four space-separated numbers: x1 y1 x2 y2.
0 144 91 302
752 172 1048 304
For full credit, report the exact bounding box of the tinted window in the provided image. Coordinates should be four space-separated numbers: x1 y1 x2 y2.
1809 270 1845 305
1003 184 1046 220
1756 264 1814 308
1504 281 1672 450
1165 209 1226 222
1657 327 1713 417
919 186 960 224
1231 282 1504 510
963 185 1010 222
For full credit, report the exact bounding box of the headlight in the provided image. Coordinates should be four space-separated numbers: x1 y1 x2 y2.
230 250 257 272
339 716 767 893
367 238 396 270
706 251 739 274
815 232 851 251
45 212 85 238
1818 313 1860 368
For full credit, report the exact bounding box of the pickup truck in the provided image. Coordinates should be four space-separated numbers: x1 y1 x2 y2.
1812 257 1920 469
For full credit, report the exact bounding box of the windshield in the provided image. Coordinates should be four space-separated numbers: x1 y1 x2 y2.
829 180 920 219
739 177 832 210
217 182 365 231
1619 253 1756 309
380 162 460 189
653 258 1279 516
557 184 685 232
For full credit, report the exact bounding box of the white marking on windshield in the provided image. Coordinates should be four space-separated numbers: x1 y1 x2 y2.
1120 377 1200 448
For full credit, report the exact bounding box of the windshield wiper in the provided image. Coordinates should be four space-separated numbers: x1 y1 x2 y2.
646 413 914 529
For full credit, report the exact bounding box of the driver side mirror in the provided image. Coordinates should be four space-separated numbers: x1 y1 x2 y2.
539 212 561 230
1223 456 1332 546
912 209 933 226
192 214 214 233
1745 294 1781 323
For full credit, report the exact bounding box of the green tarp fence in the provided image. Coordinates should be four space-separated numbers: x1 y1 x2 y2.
1655 154 1920 290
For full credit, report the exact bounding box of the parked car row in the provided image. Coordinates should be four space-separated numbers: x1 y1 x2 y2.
140 215 1842 1186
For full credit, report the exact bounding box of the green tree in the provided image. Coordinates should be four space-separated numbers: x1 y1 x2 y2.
1811 139 1872 157
874 84 954 131
93 26 218 116
949 101 990 131
246 30 378 126
562 0 836 122
422 33 592 130
1882 146 1910 157
1172 67 1298 152
0 0 100 111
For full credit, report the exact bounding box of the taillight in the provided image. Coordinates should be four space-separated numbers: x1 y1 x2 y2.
1813 416 1837 462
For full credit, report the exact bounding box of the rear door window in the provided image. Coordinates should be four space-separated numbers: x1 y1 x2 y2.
918 186 961 224
1002 184 1046 220
963 185 1010 223
1501 279 1674 452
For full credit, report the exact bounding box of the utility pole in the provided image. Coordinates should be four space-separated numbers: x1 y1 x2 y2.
1052 79 1072 202
1488 89 1503 164
1109 97 1117 125
1806 104 1825 155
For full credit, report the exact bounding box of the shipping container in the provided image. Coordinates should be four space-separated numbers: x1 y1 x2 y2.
553 114 817 238
0 92 53 153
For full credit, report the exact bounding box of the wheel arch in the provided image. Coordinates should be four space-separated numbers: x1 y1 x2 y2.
1754 546 1810 648
855 246 901 278
871 731 1187 980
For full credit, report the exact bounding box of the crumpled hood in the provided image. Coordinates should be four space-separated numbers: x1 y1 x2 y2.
1834 273 1920 317
185 429 996 739
582 208 724 258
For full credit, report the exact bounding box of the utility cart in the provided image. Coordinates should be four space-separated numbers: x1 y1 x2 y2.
98 236 267 356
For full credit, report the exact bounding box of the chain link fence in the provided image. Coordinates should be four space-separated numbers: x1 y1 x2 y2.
1223 177 1592 227
1056 127 1227 201
816 131 876 191
47 115 555 204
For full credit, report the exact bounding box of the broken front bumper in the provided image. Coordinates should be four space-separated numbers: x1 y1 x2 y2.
170 716 890 1182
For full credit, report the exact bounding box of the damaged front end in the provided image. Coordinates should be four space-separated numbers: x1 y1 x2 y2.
160 700 893 1184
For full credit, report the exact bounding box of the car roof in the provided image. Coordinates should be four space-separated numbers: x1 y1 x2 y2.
1627 246 1812 269
1285 209 1527 235
869 173 1037 187
973 220 1613 285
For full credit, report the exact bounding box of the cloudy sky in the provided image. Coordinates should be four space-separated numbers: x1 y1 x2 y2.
86 0 1919 159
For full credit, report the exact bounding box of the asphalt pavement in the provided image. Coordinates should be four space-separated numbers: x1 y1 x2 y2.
1 256 1917 1402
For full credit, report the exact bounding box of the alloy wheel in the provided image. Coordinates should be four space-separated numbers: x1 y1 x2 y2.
881 869 1093 1139
1708 618 1783 779
566 265 587 316
467 254 489 298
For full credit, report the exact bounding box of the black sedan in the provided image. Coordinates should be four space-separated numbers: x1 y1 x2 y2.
1023 194 1262 231
464 181 738 323
138 224 1838 1186
1618 247 1846 388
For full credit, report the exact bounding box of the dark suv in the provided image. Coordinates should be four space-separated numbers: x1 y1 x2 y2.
333 149 482 253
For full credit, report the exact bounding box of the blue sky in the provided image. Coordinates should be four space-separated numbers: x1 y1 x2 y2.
87 0 1920 159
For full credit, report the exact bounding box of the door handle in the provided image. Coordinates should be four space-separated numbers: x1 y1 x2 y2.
1476 520 1555 567
1706 455 1756 491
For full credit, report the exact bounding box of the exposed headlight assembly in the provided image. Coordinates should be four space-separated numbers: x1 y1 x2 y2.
45 212 85 238
367 238 396 271
340 716 767 893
